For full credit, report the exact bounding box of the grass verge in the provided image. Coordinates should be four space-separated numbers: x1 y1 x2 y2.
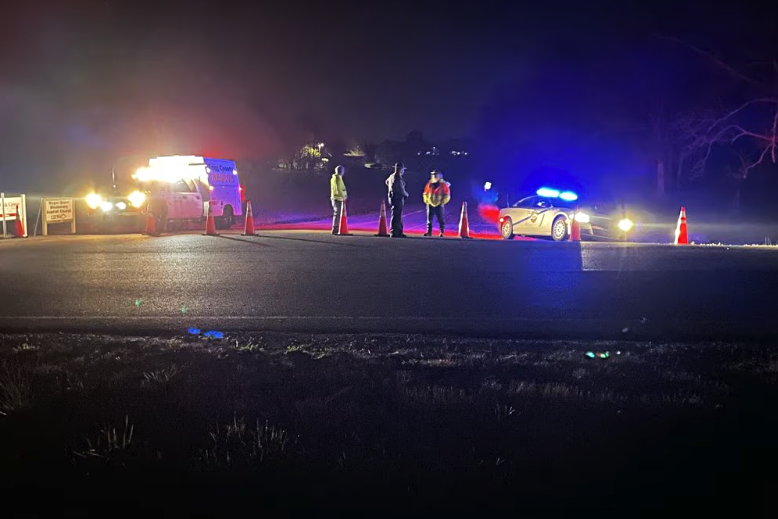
1 332 777 515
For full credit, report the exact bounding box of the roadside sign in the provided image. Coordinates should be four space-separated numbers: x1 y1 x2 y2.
45 198 74 222
0 193 27 238
42 197 76 236
1 196 23 220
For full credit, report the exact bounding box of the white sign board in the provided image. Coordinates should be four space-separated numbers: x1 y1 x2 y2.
0 193 27 238
45 198 74 223
42 197 76 236
1 196 23 221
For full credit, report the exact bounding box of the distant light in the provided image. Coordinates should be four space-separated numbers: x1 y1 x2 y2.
233 169 238 175
560 191 578 202
484 182 492 190
86 193 102 209
536 187 560 198
317 142 325 148
128 190 146 208
116 201 127 210
209 185 214 191
99 201 114 212
618 218 634 232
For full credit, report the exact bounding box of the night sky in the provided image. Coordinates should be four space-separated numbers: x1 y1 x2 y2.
1 0 775 192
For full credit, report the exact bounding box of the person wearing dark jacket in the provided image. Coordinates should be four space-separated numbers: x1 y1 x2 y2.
385 162 408 237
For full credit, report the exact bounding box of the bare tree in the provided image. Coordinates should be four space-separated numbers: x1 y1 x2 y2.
659 36 778 180
699 98 778 176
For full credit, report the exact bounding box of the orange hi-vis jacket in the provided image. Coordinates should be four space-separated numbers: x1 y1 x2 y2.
423 180 451 207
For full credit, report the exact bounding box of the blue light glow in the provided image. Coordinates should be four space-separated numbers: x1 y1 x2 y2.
536 187 560 198
559 191 578 202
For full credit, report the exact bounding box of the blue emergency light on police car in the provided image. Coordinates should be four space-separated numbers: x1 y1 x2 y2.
536 187 578 202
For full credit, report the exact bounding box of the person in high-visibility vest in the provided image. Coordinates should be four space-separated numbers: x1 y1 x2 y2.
330 165 347 234
422 170 451 237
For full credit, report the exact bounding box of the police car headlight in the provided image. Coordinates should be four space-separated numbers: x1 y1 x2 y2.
86 193 102 209
128 191 146 208
618 218 634 232
100 201 114 212
574 212 590 223
116 201 127 210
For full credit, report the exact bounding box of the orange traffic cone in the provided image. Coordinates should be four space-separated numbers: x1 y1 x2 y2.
375 200 390 237
458 201 472 239
569 211 581 242
338 201 351 235
242 200 256 236
144 208 159 236
13 204 25 238
204 201 218 236
674 206 688 245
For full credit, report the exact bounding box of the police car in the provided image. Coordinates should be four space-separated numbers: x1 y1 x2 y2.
498 188 634 241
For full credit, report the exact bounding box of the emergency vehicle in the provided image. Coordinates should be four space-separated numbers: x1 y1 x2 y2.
498 187 635 241
86 155 244 232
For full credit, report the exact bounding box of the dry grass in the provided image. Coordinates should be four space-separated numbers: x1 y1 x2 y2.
73 416 135 461
1 332 776 513
200 417 296 469
0 360 34 413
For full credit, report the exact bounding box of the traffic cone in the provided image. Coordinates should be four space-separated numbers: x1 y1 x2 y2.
458 201 472 239
674 206 688 245
242 200 256 236
204 201 218 236
13 204 25 238
144 208 159 237
338 201 351 235
374 200 390 237
569 211 581 242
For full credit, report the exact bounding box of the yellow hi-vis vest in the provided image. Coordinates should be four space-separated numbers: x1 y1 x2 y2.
331 174 347 201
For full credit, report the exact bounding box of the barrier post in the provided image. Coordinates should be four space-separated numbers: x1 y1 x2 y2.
42 198 48 236
21 194 27 237
1 192 6 238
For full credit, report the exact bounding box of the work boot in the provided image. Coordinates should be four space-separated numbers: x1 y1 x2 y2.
439 231 445 237
423 231 432 237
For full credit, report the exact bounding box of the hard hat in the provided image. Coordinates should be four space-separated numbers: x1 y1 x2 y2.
335 165 344 174
394 162 405 171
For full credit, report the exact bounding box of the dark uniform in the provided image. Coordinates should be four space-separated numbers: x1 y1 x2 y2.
385 162 408 237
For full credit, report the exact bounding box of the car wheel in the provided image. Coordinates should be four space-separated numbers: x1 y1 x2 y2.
217 206 235 230
500 218 515 240
551 216 568 241
225 206 235 228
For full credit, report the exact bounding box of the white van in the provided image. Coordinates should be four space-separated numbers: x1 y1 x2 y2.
133 155 244 231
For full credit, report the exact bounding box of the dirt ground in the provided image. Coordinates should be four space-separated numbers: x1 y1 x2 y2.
1 332 777 515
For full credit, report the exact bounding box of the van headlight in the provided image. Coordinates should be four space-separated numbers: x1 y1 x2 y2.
86 193 102 209
574 212 590 223
128 191 146 208
99 201 114 212
618 218 634 232
116 201 127 210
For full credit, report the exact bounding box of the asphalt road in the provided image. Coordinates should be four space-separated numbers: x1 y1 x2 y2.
1 232 778 340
